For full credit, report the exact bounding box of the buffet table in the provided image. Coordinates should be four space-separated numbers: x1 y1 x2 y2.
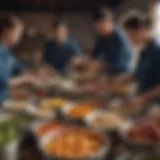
0 74 159 160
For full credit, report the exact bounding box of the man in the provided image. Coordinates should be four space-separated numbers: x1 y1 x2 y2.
44 19 81 73
123 12 147 71
0 16 40 103
92 7 132 75
118 13 160 105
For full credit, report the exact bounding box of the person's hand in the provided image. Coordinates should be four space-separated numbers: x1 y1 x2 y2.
41 65 54 75
71 56 92 71
125 96 145 108
37 65 54 82
9 87 31 100
89 60 104 73
22 73 44 87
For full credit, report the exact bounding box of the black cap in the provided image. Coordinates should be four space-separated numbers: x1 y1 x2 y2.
123 11 152 30
92 6 113 22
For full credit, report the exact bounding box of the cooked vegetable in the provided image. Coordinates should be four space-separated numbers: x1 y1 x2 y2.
0 116 32 145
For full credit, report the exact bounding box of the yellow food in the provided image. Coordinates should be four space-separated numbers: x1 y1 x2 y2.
42 98 65 109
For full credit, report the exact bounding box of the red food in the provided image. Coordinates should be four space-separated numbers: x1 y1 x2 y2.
128 118 160 144
35 122 62 136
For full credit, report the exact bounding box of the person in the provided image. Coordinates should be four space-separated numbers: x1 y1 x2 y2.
43 19 81 73
116 13 160 106
17 37 54 83
92 7 132 75
0 16 40 103
123 11 146 71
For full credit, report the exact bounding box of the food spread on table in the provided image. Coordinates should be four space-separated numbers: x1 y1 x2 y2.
43 128 106 158
1 75 160 160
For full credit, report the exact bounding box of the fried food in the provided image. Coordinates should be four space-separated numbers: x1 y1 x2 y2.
67 103 95 118
44 129 104 158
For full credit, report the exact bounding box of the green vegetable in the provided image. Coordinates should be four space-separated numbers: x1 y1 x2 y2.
0 116 32 145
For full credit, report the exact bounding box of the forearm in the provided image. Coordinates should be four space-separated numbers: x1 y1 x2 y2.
114 73 135 84
140 85 160 102
9 75 28 88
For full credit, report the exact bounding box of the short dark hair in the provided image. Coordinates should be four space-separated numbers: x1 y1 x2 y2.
52 18 66 29
0 15 21 36
123 12 152 30
92 7 113 22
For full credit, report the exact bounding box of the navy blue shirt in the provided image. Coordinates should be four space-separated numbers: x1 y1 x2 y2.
0 44 24 102
135 39 160 95
44 39 81 72
92 28 132 74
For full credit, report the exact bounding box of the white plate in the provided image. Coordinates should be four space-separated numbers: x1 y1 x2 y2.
85 110 129 131
2 100 32 112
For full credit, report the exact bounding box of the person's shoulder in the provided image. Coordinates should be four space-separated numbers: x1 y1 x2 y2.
44 38 55 46
0 44 12 58
153 38 160 48
113 28 130 46
64 39 80 48
148 38 160 52
113 28 128 40
65 39 78 46
147 39 160 59
65 39 81 53
113 28 125 37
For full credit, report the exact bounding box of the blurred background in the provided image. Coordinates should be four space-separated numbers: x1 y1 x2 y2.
1 1 160 160
0 0 150 52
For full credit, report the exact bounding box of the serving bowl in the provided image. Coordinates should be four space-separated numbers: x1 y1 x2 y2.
40 127 110 160
119 121 160 152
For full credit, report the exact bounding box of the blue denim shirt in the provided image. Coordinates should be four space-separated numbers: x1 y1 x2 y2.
44 39 81 72
135 39 160 102
92 28 132 74
0 44 24 103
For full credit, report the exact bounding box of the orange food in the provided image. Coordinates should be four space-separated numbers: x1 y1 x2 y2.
35 122 61 136
67 103 95 118
44 129 103 158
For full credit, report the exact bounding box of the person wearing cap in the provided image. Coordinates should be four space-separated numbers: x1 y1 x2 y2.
116 12 160 106
92 7 132 75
